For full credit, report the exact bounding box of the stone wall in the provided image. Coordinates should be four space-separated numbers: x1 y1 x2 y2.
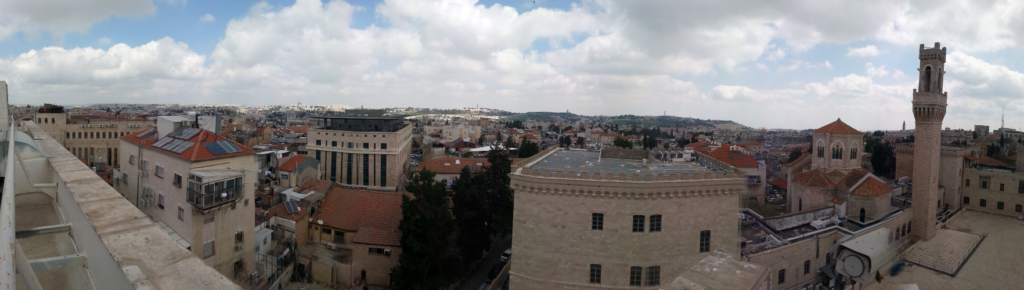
308 124 412 190
509 167 745 289
748 230 843 290
788 183 834 213
962 167 1024 217
600 147 649 160
895 143 914 181
352 243 402 286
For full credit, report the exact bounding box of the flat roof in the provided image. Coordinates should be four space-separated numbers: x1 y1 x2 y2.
531 150 711 177
309 115 405 120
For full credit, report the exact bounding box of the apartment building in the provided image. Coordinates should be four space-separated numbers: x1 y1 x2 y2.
307 112 413 191
116 117 257 282
35 106 155 167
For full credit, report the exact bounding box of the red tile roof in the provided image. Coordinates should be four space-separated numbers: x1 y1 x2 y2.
830 196 846 204
267 200 309 221
314 188 405 246
563 129 576 134
826 170 847 182
850 176 892 197
278 155 307 172
282 126 308 135
836 168 870 191
965 155 978 161
791 169 836 188
769 179 788 191
1008 155 1017 162
703 146 760 168
814 118 861 135
418 158 490 174
121 128 255 162
978 156 1009 167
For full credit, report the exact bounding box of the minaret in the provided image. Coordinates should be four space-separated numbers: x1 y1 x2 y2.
911 42 947 241
903 121 906 131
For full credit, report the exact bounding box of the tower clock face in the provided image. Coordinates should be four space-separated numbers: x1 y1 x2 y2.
844 255 865 277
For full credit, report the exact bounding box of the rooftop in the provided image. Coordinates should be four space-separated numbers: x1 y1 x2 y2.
121 126 255 162
313 188 405 246
529 150 712 177
814 118 862 135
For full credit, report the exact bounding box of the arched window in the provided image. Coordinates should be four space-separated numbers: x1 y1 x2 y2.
859 208 866 223
37 118 41 123
924 66 932 92
51 118 55 124
901 224 906 237
799 199 803 211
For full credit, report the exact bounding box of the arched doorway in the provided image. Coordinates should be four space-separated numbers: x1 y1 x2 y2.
859 208 866 223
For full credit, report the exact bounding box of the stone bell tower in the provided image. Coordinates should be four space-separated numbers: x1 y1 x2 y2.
911 42 947 241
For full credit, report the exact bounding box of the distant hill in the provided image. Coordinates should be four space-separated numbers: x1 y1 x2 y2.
388 107 743 128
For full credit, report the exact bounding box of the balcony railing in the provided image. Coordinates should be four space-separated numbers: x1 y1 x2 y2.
187 185 243 210
746 177 762 185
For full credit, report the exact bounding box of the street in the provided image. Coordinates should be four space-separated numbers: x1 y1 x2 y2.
457 236 512 290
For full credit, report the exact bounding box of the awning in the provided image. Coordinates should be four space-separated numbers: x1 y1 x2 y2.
190 170 244 183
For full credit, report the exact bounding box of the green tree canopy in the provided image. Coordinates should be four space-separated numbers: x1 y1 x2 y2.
392 170 460 289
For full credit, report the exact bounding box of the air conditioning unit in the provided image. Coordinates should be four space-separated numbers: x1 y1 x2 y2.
325 243 335 250
235 244 244 252
80 124 85 128
384 249 391 256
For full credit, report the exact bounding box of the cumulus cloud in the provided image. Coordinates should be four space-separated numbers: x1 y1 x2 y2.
866 62 890 77
0 0 156 43
766 49 786 61
98 37 111 45
846 45 880 57
200 13 215 23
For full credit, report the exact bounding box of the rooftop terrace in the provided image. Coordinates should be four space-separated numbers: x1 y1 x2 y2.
528 150 718 178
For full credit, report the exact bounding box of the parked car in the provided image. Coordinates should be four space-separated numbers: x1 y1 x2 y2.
488 263 504 282
499 248 512 263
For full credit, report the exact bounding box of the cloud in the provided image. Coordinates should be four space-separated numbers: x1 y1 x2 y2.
98 37 111 45
866 62 890 78
0 0 156 43
766 48 786 61
200 13 215 23
893 69 906 80
846 45 880 57
757 63 768 71
777 60 832 72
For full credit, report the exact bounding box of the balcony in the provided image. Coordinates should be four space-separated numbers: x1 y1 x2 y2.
187 170 245 211
746 176 762 185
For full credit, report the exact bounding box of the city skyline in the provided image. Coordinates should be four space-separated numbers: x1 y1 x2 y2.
3 0 1024 130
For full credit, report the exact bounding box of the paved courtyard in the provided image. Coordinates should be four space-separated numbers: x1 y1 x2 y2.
867 210 1024 290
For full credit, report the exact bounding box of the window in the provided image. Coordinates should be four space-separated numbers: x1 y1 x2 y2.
778 269 786 284
589 264 601 284
981 199 987 207
699 230 711 252
204 212 215 224
908 223 911 234
330 152 338 182
966 179 970 187
1017 204 1022 213
348 142 353 148
380 155 387 187
363 143 369 149
964 196 970 205
1019 181 1024 193
321 227 331 235
649 215 662 232
998 202 1005 210
281 172 289 180
850 148 857 159
129 155 135 165
346 153 353 184
316 140 321 146
331 141 337 147
982 181 988 189
629 266 642 286
178 207 184 221
1001 183 1005 191
363 154 370 185
632 215 645 232
158 194 164 209
173 174 182 188
202 241 215 258
646 266 660 286
804 260 811 274
235 231 244 244
368 247 388 255
817 146 824 158
122 173 128 185
592 213 604 230
334 231 344 244
381 143 387 150
155 166 164 178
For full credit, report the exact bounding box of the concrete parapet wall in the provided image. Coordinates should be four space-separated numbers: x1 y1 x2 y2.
599 148 649 160
762 206 834 231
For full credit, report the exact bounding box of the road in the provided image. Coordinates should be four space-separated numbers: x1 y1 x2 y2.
457 236 512 290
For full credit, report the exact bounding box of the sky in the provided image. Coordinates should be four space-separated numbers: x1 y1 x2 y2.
2 0 1024 130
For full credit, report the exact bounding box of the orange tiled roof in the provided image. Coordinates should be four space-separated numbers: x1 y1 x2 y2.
978 156 1009 167
850 176 891 196
121 127 255 162
563 129 576 134
782 153 811 168
282 126 308 135
965 155 977 161
769 179 788 191
1008 155 1017 162
814 118 861 135
418 158 490 174
791 169 836 188
836 168 870 191
702 146 760 168
826 170 847 182
267 200 308 221
278 155 307 172
315 188 405 246
829 196 846 204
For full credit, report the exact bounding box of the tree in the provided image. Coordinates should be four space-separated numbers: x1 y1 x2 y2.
662 143 670 149
451 167 490 265
870 142 895 177
613 137 633 149
518 137 540 158
482 145 514 237
392 170 460 290
788 148 803 163
973 131 978 139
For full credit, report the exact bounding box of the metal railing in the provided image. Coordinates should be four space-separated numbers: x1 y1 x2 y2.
187 185 243 209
